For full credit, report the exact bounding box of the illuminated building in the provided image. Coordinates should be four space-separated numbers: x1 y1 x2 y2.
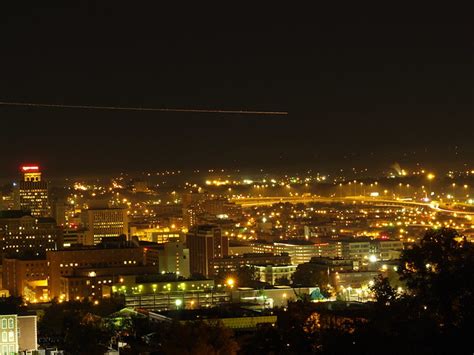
186 225 229 277
0 210 62 256
272 240 340 264
17 165 49 217
123 289 229 311
209 253 291 276
47 243 147 299
157 241 190 278
82 207 129 245
130 226 181 244
340 238 371 260
373 239 404 260
59 264 158 301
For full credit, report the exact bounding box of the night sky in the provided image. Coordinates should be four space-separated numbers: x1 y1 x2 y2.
1 4 472 177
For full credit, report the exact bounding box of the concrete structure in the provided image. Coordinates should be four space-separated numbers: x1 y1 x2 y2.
82 207 128 245
186 225 228 277
123 290 229 311
17 165 49 217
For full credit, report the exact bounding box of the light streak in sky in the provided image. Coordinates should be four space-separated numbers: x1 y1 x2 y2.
0 101 288 115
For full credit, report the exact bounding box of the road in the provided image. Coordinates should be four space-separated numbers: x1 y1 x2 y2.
231 195 474 216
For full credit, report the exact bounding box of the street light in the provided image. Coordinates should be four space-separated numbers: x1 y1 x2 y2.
427 173 435 196
226 277 235 288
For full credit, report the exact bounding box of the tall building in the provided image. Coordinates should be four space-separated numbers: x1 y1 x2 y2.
0 210 61 257
82 207 128 245
186 225 229 277
18 165 49 217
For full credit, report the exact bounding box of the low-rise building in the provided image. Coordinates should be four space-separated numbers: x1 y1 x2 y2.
209 253 291 276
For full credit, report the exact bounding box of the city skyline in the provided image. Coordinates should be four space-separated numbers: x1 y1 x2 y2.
0 4 473 353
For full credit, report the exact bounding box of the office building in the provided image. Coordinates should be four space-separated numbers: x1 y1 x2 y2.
17 165 49 217
82 207 128 245
186 225 229 277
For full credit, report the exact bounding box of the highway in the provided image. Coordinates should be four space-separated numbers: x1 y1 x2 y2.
231 195 474 216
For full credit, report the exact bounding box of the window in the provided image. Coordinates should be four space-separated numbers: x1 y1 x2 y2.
1 331 6 342
1 320 5 329
8 319 13 329
8 331 13 342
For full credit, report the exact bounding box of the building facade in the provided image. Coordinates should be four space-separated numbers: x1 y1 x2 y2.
0 210 61 257
17 165 49 217
82 207 128 245
157 241 190 278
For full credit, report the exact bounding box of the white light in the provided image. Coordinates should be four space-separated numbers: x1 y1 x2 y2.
368 255 377 263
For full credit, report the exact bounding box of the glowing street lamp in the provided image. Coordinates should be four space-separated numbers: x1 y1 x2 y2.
226 277 235 288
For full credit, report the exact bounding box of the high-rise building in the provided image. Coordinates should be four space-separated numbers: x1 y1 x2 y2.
82 207 128 245
0 210 62 257
17 165 49 217
186 225 228 277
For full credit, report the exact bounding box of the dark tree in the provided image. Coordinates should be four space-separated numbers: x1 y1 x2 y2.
275 276 291 286
370 274 398 306
398 228 474 330
291 262 328 287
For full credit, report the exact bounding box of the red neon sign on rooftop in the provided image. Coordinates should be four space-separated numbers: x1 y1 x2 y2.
21 165 40 172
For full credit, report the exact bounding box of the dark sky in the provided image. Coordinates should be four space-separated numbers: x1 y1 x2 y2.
1 4 472 176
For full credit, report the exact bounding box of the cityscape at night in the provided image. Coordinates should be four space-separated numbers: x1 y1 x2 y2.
0 3 473 355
